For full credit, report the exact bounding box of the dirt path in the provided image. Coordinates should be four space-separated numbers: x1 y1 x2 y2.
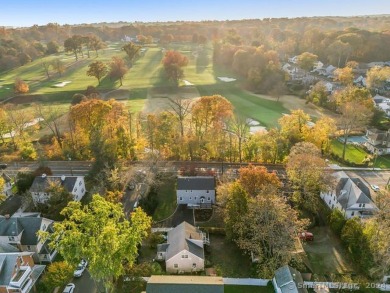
143 85 201 113
244 90 338 119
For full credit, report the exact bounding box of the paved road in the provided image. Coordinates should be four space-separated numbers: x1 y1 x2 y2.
72 270 98 293
346 170 390 195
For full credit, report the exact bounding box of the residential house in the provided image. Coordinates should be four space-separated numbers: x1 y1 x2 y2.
29 174 86 204
354 75 367 88
372 94 390 117
282 63 306 81
320 171 378 219
1 173 13 198
316 65 336 78
145 275 224 293
156 222 209 273
272 265 308 293
365 128 390 155
177 177 215 208
0 252 45 293
0 213 57 263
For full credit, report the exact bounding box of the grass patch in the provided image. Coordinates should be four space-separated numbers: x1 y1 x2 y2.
208 234 253 277
224 284 274 293
198 83 287 128
152 174 177 221
330 139 367 164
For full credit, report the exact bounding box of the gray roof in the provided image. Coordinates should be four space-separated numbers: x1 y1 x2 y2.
0 252 45 287
0 216 53 245
164 222 204 260
29 175 78 193
146 275 223 293
334 172 375 210
274 265 307 293
177 177 215 191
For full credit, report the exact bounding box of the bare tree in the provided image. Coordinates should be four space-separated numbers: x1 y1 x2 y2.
227 115 250 163
34 103 64 148
168 98 191 138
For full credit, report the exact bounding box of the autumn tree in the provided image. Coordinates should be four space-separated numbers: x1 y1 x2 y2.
334 66 354 85
162 50 189 86
64 35 83 60
109 56 128 86
297 52 318 71
307 81 329 106
51 58 65 76
46 40 59 54
87 61 107 85
235 190 308 277
304 116 336 153
278 109 311 145
14 78 29 94
122 42 141 65
40 195 151 292
238 165 281 197
366 66 390 90
89 35 105 57
41 261 73 292
334 87 373 160
286 142 332 214
227 115 250 163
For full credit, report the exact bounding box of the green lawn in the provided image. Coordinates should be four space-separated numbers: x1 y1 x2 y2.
152 174 177 222
207 234 253 278
224 284 274 293
330 139 390 168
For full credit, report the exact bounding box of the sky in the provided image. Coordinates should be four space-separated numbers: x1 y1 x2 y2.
0 0 389 27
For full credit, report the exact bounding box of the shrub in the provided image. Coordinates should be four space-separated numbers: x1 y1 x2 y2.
14 78 29 93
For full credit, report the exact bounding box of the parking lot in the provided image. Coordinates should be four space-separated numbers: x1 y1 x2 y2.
346 170 390 199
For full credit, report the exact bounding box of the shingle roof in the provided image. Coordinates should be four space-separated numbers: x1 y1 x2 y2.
274 265 307 293
29 176 78 193
177 177 215 191
146 275 224 293
165 222 204 260
0 216 53 245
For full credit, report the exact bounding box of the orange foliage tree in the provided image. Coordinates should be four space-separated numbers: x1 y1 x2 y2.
14 78 29 93
238 165 281 197
162 50 188 86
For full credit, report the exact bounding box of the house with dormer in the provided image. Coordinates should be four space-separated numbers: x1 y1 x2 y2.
29 174 86 204
0 252 45 293
156 222 209 273
365 128 390 155
0 213 57 263
320 171 378 219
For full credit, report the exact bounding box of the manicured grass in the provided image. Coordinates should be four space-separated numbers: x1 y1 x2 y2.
152 174 177 222
208 234 253 277
198 83 287 128
330 140 367 164
330 139 390 168
224 284 274 293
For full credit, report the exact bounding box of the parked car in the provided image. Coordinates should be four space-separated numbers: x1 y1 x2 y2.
73 259 88 277
298 231 314 241
370 184 380 192
63 283 75 293
0 163 7 169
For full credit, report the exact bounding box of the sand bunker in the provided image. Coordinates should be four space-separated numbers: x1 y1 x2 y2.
183 80 194 86
53 81 72 88
218 77 236 82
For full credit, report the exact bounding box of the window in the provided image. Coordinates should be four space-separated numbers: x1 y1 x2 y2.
208 197 211 201
27 245 31 251
174 264 178 268
79 181 82 186
351 212 355 216
42 224 46 230
81 188 85 193
8 236 15 241
192 263 197 268
179 197 183 201
191 190 192 192
195 197 197 200
206 190 209 193
189 197 192 200
74 188 77 192
182 255 188 258
329 200 331 205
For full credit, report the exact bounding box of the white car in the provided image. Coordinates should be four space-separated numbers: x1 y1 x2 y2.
73 259 88 277
63 283 75 293
371 184 380 192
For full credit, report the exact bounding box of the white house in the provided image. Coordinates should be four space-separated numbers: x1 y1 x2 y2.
372 94 390 118
29 174 86 204
320 171 378 219
177 177 215 208
272 265 308 293
0 213 57 263
156 222 209 273
365 128 390 155
1 172 13 198
0 252 45 293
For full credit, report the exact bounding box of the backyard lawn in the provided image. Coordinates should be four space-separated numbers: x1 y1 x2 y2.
207 234 253 278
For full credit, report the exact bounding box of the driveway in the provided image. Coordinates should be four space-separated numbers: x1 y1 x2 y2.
302 226 354 275
72 270 98 293
154 204 194 227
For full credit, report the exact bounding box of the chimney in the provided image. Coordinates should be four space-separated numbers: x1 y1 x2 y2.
41 173 46 178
